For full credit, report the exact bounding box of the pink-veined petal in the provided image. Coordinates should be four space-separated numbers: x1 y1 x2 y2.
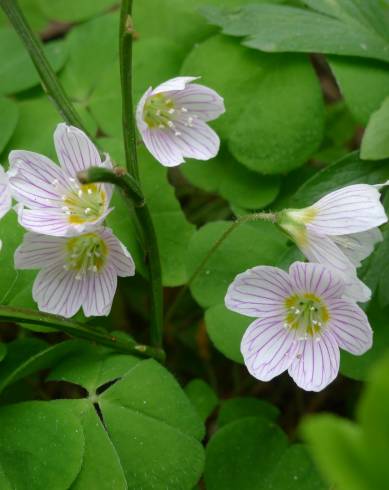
172 83 225 122
54 123 102 175
152 76 199 94
8 150 67 208
309 184 387 235
17 207 71 237
332 228 383 267
15 232 66 269
241 316 298 382
289 261 345 301
0 167 11 219
82 267 117 317
328 299 373 355
32 264 84 318
136 87 152 133
288 331 340 392
225 266 293 318
173 118 220 161
100 228 135 277
141 128 185 167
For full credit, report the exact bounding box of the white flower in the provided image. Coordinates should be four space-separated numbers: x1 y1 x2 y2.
136 76 225 167
279 184 388 302
15 228 135 318
0 165 12 221
8 123 113 237
225 262 373 392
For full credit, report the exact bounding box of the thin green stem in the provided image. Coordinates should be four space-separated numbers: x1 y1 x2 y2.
119 0 163 347
0 0 85 130
0 306 165 362
119 0 139 180
164 212 277 326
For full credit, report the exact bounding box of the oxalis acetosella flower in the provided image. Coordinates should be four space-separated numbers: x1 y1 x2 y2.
136 76 225 166
15 228 135 318
0 165 13 252
8 123 113 237
278 184 388 302
225 261 373 392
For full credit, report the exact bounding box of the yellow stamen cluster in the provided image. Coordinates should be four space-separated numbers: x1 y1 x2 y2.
65 233 108 280
284 293 329 340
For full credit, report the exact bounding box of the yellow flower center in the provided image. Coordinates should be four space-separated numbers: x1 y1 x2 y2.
65 233 108 279
62 183 106 225
143 93 176 129
284 293 329 340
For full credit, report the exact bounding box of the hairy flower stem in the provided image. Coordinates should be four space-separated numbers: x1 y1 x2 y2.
164 212 278 326
2 0 164 349
0 306 165 362
0 0 85 130
119 0 163 347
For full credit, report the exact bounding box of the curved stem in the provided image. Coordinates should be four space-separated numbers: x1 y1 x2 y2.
119 0 163 347
164 212 277 326
0 306 165 362
0 0 85 130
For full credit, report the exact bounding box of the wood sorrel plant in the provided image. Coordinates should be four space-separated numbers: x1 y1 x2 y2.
0 0 389 489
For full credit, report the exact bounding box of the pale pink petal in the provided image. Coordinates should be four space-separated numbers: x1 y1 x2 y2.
82 268 117 317
172 83 225 122
0 167 11 219
54 123 102 175
100 228 135 277
17 207 71 237
141 128 185 167
328 299 373 355
225 266 293 318
241 317 298 381
289 261 345 301
32 264 84 318
8 150 67 208
173 118 220 161
152 76 199 94
136 87 152 134
332 228 383 267
288 331 340 391
15 232 66 269
309 184 387 235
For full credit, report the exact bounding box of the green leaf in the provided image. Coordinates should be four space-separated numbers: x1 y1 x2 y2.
49 350 206 489
99 360 204 489
104 140 195 286
0 98 18 154
0 401 84 490
205 417 288 490
181 35 324 174
185 378 218 421
0 344 6 363
70 401 127 490
186 220 288 308
0 29 67 95
48 344 140 394
218 397 280 427
329 56 389 124
203 2 389 62
181 148 280 209
361 96 389 159
0 339 86 395
0 0 49 32
38 0 115 22
303 355 389 490
289 151 389 208
205 303 249 363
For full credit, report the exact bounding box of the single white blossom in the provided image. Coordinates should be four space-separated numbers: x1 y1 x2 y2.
225 261 373 392
15 228 135 318
136 76 225 167
278 184 388 302
8 123 113 237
